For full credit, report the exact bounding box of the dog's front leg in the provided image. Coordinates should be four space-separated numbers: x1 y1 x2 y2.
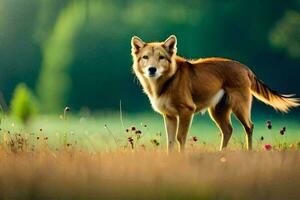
164 115 178 153
177 113 194 152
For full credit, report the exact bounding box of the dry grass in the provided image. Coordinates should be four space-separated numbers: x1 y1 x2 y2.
1 113 300 200
0 147 300 200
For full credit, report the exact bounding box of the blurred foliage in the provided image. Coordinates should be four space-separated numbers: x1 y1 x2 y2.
0 0 300 113
37 1 86 112
0 105 3 125
270 10 300 58
10 83 38 124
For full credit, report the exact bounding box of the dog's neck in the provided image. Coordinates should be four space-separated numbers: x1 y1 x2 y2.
138 60 179 99
145 76 174 98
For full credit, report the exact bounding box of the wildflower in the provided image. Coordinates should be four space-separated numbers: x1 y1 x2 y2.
280 127 286 135
260 136 264 141
192 136 198 142
266 120 272 130
151 139 160 146
128 136 134 142
135 130 142 139
264 144 272 151
128 137 134 149
64 107 70 112
140 123 148 128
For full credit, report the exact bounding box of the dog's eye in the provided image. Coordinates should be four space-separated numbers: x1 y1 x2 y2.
142 55 149 59
159 55 165 60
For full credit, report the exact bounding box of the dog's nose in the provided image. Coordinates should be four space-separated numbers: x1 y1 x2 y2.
148 67 157 75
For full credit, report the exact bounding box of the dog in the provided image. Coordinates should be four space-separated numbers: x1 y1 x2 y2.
131 35 299 152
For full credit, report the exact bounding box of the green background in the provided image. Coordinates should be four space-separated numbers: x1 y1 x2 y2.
0 0 300 115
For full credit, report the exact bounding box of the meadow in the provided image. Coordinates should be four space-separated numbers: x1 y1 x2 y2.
0 110 300 200
1 1 300 199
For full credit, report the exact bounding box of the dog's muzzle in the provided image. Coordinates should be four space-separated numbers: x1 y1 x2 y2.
148 67 157 77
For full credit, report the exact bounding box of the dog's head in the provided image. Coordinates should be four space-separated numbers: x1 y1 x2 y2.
131 35 177 80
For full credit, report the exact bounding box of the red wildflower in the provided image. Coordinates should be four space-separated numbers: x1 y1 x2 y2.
264 144 272 151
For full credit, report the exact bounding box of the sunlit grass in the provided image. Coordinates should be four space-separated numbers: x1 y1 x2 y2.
0 112 300 199
1 112 299 151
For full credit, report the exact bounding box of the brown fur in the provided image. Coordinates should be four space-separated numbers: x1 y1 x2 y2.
131 35 300 152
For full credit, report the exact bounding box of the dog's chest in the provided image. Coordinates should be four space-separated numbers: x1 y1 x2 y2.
149 96 176 115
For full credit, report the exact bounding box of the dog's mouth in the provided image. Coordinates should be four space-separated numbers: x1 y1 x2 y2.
146 73 162 79
148 73 156 77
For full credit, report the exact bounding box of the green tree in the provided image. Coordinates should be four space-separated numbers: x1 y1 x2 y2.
270 10 300 58
10 83 38 124
37 1 86 112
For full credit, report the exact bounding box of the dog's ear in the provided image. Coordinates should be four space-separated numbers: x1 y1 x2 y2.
131 36 145 54
163 35 177 54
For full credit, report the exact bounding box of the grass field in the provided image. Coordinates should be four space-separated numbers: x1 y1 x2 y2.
1 111 299 150
0 112 300 199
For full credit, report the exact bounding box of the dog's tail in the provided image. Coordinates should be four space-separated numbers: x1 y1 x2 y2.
248 71 300 113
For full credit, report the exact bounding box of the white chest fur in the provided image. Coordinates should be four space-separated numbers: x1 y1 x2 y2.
148 96 173 115
149 96 164 113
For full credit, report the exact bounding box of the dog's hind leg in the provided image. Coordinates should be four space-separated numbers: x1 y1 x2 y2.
209 93 233 150
232 89 254 150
